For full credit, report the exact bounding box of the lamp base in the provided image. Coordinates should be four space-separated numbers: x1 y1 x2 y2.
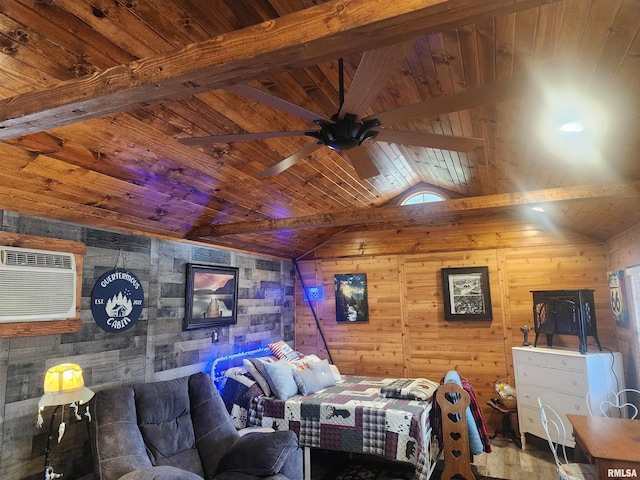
45 465 62 480
44 405 64 480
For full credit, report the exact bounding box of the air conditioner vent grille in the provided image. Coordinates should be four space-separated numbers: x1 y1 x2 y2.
3 249 73 269
0 271 75 316
0 246 77 322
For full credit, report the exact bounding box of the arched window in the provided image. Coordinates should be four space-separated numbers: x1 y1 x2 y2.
401 191 446 206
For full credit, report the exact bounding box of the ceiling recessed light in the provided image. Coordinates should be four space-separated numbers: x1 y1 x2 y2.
532 206 545 212
535 88 608 163
560 121 584 133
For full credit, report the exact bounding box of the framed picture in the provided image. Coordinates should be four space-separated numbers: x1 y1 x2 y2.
184 263 238 330
334 273 369 322
441 266 492 320
608 269 630 327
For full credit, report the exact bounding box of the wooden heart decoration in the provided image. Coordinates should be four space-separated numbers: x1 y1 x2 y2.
449 431 462 441
447 412 461 423
444 391 461 404
452 450 462 458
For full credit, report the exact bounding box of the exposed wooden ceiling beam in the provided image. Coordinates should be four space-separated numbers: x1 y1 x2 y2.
0 0 559 140
187 182 640 237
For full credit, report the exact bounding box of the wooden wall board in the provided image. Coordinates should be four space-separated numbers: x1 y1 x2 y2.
295 217 616 420
606 223 640 391
0 212 295 480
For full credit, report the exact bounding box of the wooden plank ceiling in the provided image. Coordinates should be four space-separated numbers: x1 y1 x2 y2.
0 0 639 259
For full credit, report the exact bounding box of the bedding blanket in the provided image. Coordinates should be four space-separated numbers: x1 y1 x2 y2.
379 378 440 401
247 376 436 480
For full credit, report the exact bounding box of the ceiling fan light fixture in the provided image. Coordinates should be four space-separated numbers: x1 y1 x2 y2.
306 114 380 151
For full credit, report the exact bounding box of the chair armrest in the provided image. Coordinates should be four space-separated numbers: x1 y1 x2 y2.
219 430 300 476
119 466 203 480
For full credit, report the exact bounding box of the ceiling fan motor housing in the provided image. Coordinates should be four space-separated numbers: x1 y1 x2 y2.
307 114 380 151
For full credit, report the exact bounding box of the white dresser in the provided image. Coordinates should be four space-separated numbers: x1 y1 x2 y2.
512 346 624 448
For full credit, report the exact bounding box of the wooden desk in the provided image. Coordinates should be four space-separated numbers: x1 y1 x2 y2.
567 414 640 479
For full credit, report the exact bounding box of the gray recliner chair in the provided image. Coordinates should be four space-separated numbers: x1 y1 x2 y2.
90 372 303 480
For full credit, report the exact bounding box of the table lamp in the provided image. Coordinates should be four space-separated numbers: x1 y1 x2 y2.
36 363 94 480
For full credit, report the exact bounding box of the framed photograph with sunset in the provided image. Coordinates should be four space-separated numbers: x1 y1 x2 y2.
184 263 238 330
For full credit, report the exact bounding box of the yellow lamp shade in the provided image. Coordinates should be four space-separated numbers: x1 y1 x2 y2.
38 363 94 408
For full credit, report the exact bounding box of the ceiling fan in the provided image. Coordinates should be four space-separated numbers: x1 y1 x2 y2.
177 42 491 180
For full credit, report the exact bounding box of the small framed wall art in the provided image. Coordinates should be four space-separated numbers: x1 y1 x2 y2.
334 273 369 322
608 269 629 327
184 263 238 330
441 266 492 320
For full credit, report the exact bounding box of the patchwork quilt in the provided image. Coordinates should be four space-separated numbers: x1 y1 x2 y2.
247 376 437 480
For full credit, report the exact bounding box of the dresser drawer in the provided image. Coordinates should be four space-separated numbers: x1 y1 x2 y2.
513 349 546 366
518 404 546 437
517 384 588 415
518 404 576 448
544 353 585 372
516 363 587 393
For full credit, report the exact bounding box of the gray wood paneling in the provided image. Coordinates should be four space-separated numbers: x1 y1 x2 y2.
0 211 294 480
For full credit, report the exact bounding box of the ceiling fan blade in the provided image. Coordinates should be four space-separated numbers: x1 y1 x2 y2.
341 146 379 180
257 141 323 178
370 76 528 126
178 130 310 146
375 128 484 151
338 41 414 119
224 84 327 122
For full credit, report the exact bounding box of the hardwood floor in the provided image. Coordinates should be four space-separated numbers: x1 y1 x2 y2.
471 435 558 479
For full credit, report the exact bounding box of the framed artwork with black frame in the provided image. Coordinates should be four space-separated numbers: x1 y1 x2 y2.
441 266 493 320
184 263 239 330
334 273 369 322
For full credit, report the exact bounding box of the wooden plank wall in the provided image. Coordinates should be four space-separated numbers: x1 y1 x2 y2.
295 215 618 422
0 211 295 480
605 223 640 390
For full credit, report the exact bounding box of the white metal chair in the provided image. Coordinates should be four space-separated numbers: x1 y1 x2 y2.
538 398 598 480
586 388 639 419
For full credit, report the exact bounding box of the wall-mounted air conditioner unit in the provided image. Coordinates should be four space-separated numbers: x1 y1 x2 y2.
0 246 77 322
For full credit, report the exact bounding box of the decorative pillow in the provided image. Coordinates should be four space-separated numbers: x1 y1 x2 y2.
244 356 277 397
329 364 342 382
301 354 322 365
308 359 336 389
293 368 323 396
263 359 299 400
288 358 308 372
268 340 302 361
224 366 248 378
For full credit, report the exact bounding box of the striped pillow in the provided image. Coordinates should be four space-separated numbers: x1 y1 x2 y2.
268 340 301 361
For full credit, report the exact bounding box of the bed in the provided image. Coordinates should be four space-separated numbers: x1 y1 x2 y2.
212 348 441 480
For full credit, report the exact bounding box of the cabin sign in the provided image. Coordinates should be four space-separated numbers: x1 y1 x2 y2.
91 268 144 333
